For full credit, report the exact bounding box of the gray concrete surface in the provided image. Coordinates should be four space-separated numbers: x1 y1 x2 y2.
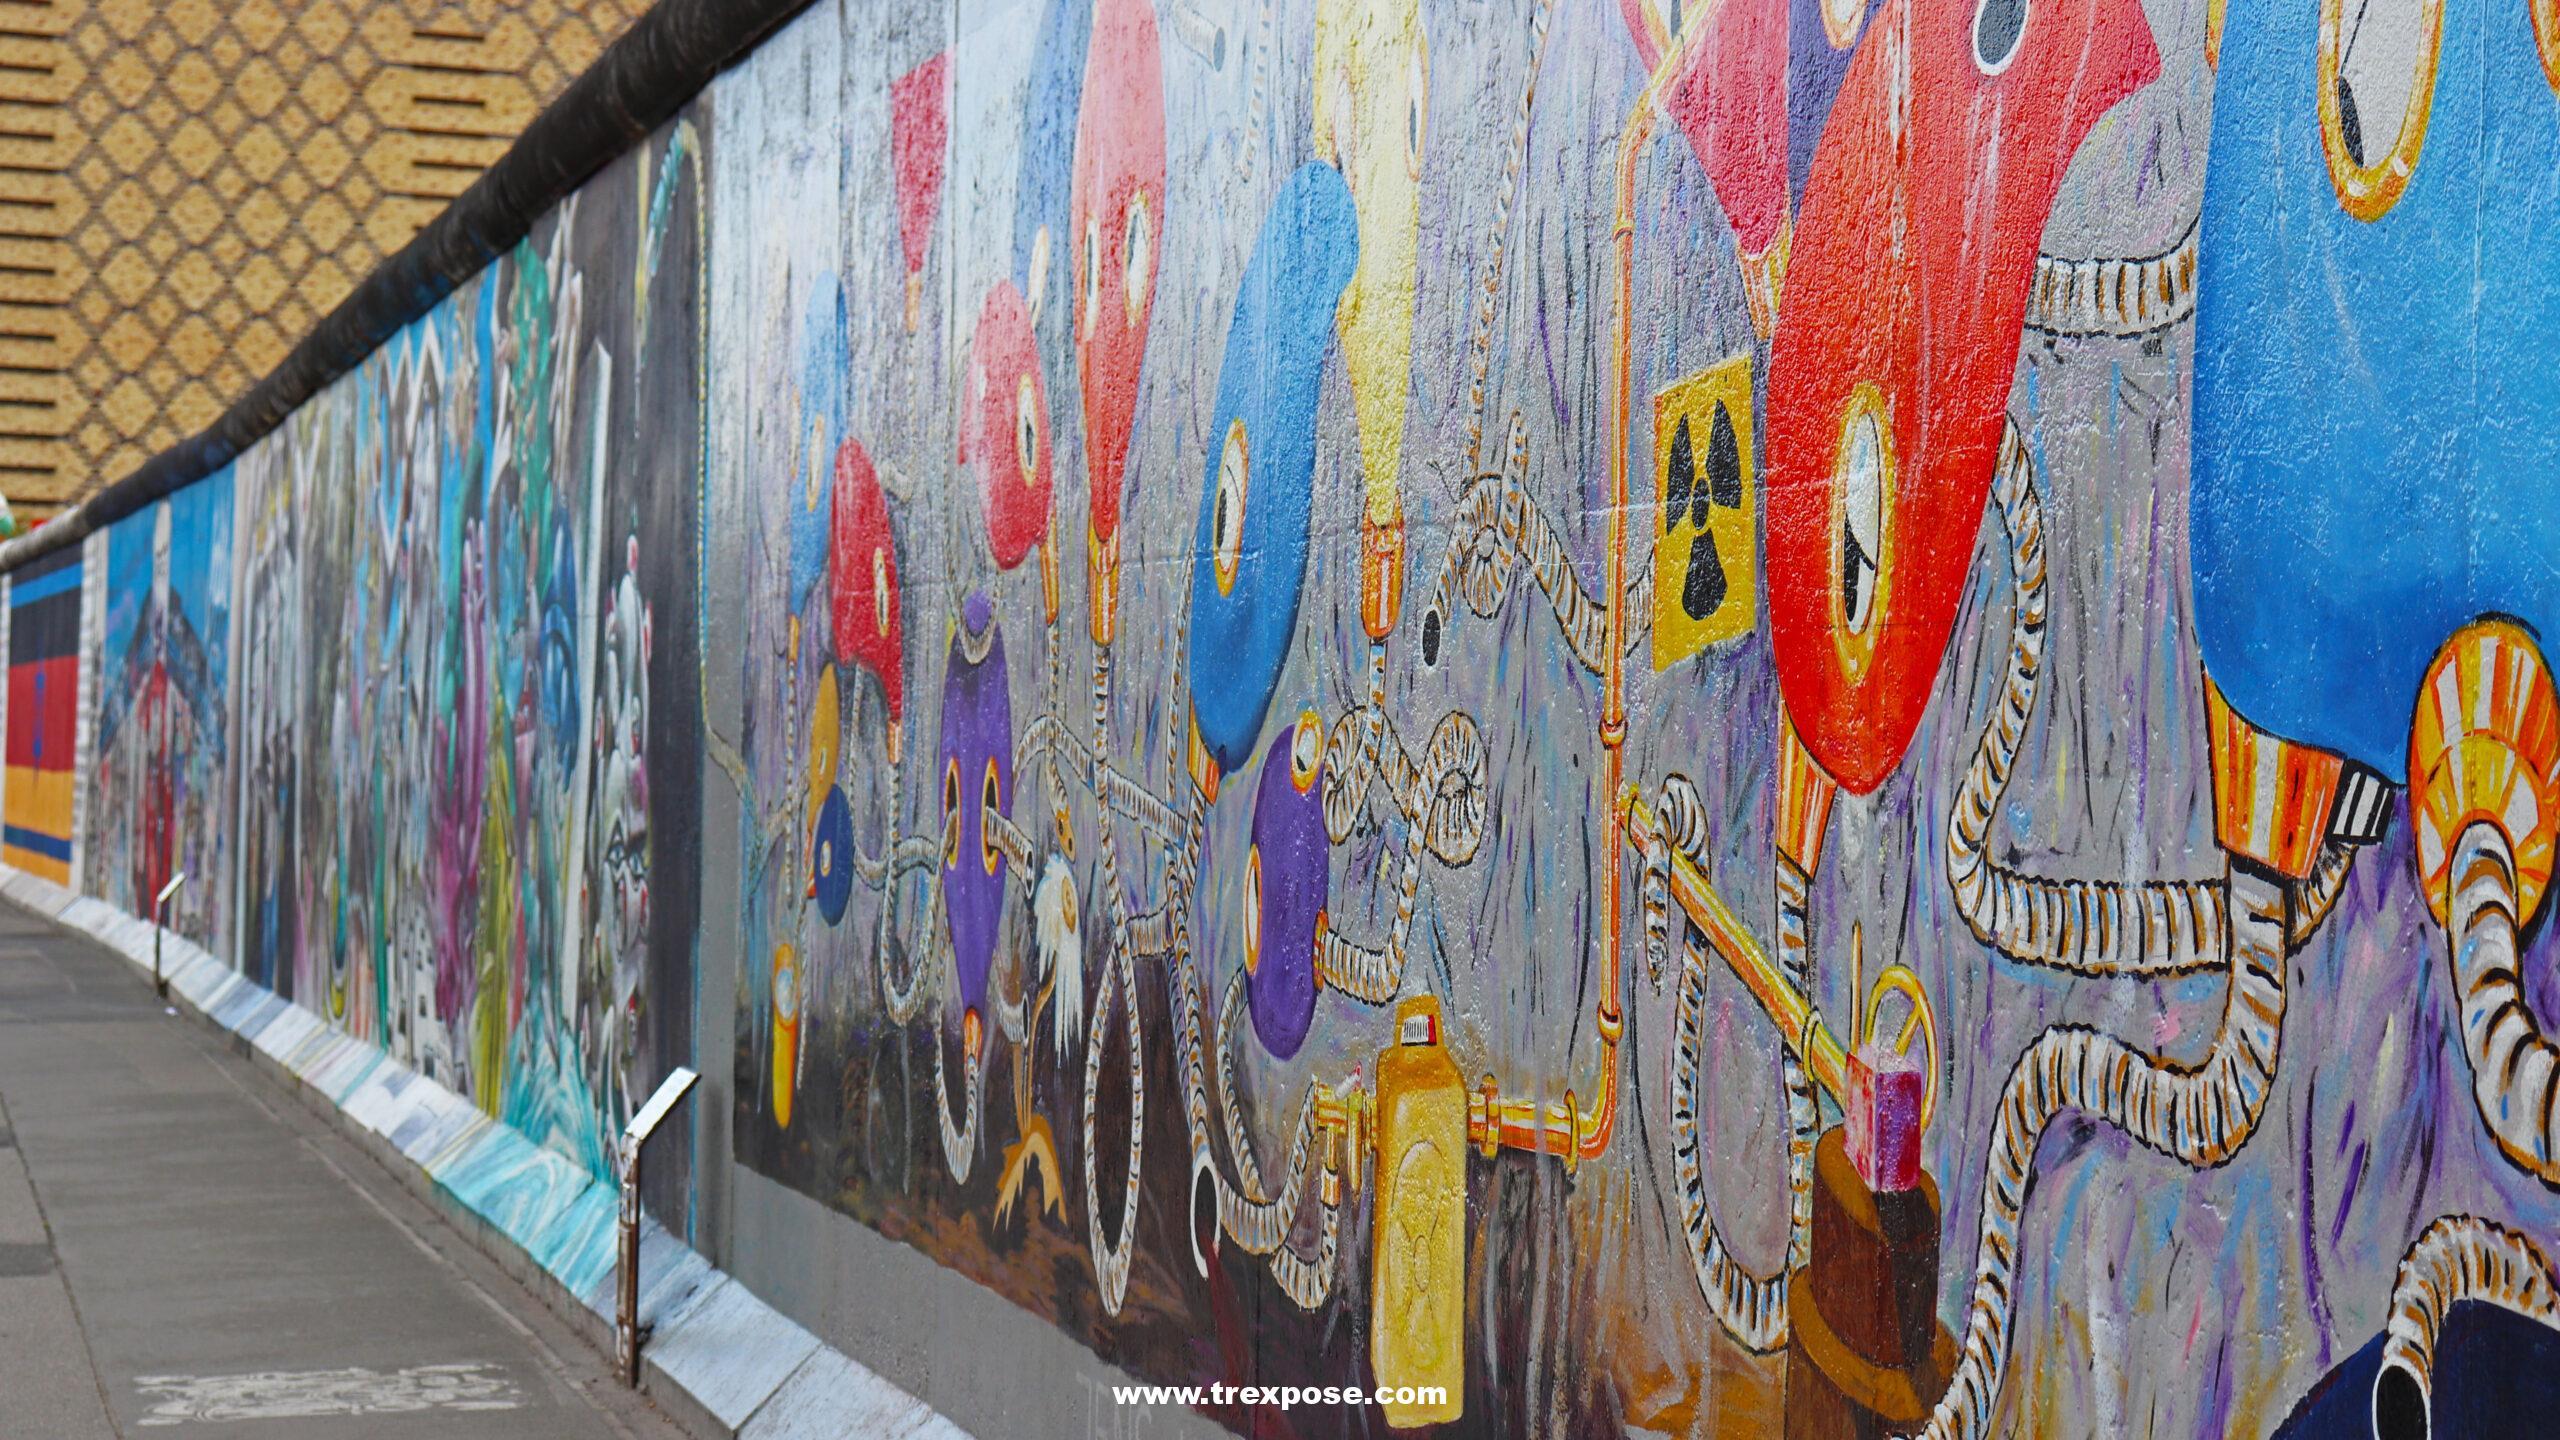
0 902 696 1438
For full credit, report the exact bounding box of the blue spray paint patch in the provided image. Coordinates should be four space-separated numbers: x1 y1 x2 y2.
1012 0 1091 303
2192 4 2560 779
788 272 849 618
811 785 854 925
1185 162 1360 777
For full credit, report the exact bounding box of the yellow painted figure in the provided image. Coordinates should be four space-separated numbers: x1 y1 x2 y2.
1313 0 1427 631
1370 995 1464 1427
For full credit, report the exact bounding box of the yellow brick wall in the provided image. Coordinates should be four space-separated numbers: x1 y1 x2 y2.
0 0 642 517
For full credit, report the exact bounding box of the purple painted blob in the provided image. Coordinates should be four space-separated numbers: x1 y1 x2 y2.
939 595 1012 1015
1244 717 1327 1059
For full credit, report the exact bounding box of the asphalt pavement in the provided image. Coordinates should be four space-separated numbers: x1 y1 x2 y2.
0 899 696 1438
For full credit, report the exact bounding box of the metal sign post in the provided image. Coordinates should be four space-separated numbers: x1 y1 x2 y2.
616 1065 698 1387
152 871 187 999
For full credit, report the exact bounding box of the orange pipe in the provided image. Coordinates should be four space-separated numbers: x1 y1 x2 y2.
1460 40 1700 1167
1625 795 1852 1103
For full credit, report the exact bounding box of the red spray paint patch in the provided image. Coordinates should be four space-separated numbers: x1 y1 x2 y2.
962 279 1054 571
891 52 951 285
831 438 904 723
1658 0 1789 255
1069 0 1166 548
1761 0 2156 795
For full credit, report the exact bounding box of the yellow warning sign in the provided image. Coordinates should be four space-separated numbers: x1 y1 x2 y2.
1650 356 1757 669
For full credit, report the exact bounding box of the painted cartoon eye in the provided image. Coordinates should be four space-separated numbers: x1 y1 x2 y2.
980 759 1004 875
1028 223 1051 327
872 548 891 636
942 759 963 868
1081 213 1101 342
1014 374 1039 486
1213 418 1249 595
2537 0 2560 96
1123 191 1152 329
1972 0 2027 75
1404 40 1428 180
772 946 799 1021
1822 0 1865 48
1834 387 1891 647
1243 845 1265 975
2318 0 2443 221
1291 708 1323 793
804 415 827 512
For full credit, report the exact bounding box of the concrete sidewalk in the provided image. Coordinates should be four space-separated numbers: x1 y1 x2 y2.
0 901 694 1438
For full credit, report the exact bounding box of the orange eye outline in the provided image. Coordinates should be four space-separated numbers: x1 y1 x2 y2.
942 758 963 868
1829 382 1894 678
2538 0 2560 94
1243 844 1265 976
1015 374 1040 487
2316 0 2442 222
1291 709 1323 793
980 759 1004 876
1213 419 1249 596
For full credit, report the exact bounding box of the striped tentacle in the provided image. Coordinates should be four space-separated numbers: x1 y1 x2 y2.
1946 418 2230 977
1639 775 1712 989
1669 924 1792 1352
1080 937 1144 1315
1772 852 1817 1276
932 1019 984 1184
2445 822 2560 1183
1924 860 2289 1440
2373 1215 2560 1440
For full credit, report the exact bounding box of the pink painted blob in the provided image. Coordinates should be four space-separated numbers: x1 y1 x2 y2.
960 279 1054 571
891 52 950 283
1068 0 1165 547
830 438 904 724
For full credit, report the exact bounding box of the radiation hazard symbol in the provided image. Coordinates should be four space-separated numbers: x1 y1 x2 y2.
1651 356 1757 669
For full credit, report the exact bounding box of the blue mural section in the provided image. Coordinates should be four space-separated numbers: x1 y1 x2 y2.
2193 3 2560 779
84 471 233 948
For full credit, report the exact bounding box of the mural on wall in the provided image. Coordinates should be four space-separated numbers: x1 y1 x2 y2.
14 0 2560 1434
5 546 82 886
711 0 2560 1437
83 473 233 947
222 126 707 1187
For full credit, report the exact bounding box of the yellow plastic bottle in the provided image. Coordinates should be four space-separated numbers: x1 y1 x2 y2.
1370 995 1465 1427
771 943 800 1131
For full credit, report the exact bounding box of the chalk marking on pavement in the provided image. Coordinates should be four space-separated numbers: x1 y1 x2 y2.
190 1025 653 1440
133 1363 523 1425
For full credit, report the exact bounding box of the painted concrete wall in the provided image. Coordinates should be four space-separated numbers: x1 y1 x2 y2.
14 1 2560 1436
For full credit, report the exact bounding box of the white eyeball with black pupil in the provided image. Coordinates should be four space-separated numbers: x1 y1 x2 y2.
1839 407 1885 636
1213 418 1249 595
981 761 1004 874
1015 375 1039 484
942 760 963 864
1973 0 2027 75
872 549 891 635
1081 213 1101 341
1291 709 1323 790
1123 193 1152 329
